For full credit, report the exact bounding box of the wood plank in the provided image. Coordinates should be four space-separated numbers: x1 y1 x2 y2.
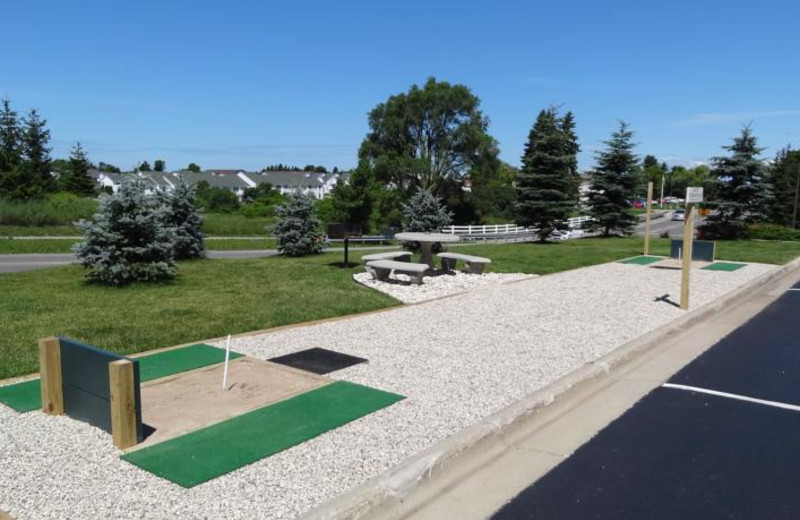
680 202 695 310
109 359 138 449
38 337 63 415
644 181 653 255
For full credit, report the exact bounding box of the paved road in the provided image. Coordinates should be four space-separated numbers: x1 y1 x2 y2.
0 245 401 274
634 212 704 237
0 250 280 274
493 282 800 519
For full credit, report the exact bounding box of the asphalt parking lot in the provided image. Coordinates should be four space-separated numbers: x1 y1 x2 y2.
493 284 800 520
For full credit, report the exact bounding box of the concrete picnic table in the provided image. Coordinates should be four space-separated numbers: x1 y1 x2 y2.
394 232 461 269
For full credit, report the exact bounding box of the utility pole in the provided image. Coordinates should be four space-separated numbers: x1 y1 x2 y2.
660 173 665 209
793 160 800 229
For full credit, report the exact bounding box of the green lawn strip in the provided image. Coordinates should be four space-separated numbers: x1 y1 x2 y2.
122 381 405 487
0 344 241 413
702 262 746 271
619 255 666 265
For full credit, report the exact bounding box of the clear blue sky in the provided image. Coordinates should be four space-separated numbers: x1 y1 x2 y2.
2 0 798 172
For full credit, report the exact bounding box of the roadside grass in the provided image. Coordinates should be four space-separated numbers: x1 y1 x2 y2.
201 214 275 236
0 225 81 237
3 237 799 379
0 252 399 380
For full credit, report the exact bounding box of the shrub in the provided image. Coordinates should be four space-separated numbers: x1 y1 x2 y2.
273 191 326 257
158 183 205 259
743 223 800 241
402 188 452 232
239 202 275 218
73 179 176 286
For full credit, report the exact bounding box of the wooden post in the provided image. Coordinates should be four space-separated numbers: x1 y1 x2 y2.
39 337 64 415
109 359 138 449
679 203 695 310
644 181 653 256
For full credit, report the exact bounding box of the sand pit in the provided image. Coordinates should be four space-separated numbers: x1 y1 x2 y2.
137 357 330 447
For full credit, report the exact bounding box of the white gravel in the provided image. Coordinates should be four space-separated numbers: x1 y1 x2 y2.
353 270 533 304
0 260 776 519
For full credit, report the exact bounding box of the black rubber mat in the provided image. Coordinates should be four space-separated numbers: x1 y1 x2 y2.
493 387 800 520
269 348 367 375
668 292 800 405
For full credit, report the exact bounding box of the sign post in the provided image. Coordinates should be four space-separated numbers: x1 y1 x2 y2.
644 181 653 256
680 187 703 310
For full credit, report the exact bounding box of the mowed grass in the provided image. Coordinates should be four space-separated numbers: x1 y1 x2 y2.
3 237 799 380
0 252 398 380
453 237 800 274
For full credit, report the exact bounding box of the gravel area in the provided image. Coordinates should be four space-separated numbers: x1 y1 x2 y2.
353 270 533 304
0 260 776 519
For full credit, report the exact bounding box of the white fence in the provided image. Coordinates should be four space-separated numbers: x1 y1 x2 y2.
441 216 592 236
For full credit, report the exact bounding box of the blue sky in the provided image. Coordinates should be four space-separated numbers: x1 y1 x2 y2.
2 0 798 172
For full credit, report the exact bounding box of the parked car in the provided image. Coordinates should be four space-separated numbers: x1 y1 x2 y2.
671 209 686 221
633 200 645 209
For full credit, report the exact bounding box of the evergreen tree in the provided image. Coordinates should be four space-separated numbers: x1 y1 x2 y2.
8 109 55 198
73 179 176 286
62 142 96 196
515 108 579 241
330 161 376 232
273 191 326 257
159 183 205 259
560 110 581 202
402 188 452 232
768 147 800 228
587 121 639 237
0 98 21 174
698 127 772 239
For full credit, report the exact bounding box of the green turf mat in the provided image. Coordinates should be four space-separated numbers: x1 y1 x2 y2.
0 344 241 413
620 255 664 265
137 344 243 382
0 379 41 413
702 262 746 271
122 381 405 488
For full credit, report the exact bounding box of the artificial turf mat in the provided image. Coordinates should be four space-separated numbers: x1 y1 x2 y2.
269 347 367 375
0 343 242 413
620 255 665 265
702 262 746 272
121 381 405 487
0 379 41 413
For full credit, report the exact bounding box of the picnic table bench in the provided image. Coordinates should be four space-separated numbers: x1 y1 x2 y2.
361 252 412 277
365 260 429 285
438 252 491 274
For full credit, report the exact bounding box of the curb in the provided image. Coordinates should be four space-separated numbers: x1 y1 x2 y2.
302 255 800 520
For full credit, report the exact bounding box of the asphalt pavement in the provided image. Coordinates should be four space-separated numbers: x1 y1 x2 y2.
0 250 280 274
492 284 800 520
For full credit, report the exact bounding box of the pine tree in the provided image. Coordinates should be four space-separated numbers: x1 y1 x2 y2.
273 191 326 257
0 98 21 174
587 121 639 237
15 109 54 197
158 183 205 259
74 179 176 285
62 142 96 196
768 147 800 228
402 188 452 232
330 162 376 232
560 110 581 202
515 108 579 241
698 127 772 239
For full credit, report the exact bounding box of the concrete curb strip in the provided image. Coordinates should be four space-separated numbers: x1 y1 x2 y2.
302 255 800 520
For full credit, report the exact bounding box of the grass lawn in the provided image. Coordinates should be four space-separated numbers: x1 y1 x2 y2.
454 238 800 274
2 237 798 380
0 252 400 380
0 225 81 237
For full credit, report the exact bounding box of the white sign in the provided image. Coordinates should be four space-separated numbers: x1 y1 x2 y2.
686 187 704 203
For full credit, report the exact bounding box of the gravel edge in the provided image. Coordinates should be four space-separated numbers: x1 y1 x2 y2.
302 255 800 520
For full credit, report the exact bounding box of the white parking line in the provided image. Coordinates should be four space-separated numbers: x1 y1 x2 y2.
662 383 800 413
